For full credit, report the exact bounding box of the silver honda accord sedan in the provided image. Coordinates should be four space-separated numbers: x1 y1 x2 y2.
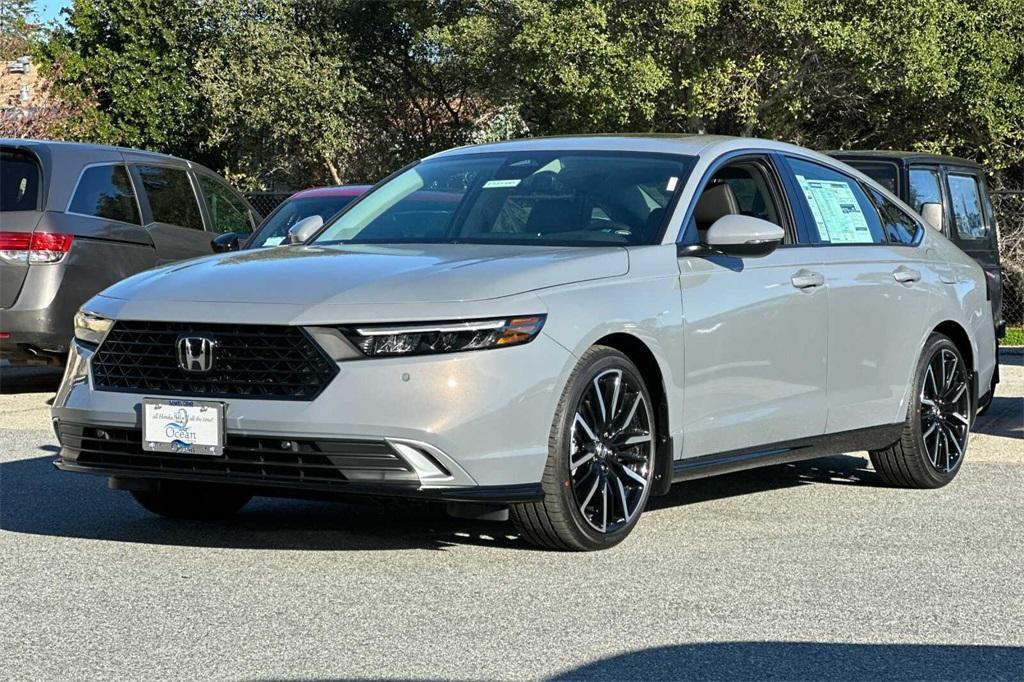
53 136 997 550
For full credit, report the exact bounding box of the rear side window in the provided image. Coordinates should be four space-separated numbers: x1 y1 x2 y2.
787 157 885 244
68 164 140 224
868 189 921 245
197 175 253 235
136 165 203 230
1 151 40 211
946 174 987 239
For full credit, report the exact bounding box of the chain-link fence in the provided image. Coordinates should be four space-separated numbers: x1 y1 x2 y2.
245 192 294 220
993 190 1024 343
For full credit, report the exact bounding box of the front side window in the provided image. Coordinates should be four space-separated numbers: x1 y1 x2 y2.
68 164 140 224
908 167 942 216
197 175 253 235
136 165 203 230
947 174 987 239
313 152 695 246
249 195 360 248
1 150 40 212
787 157 885 244
868 189 921 246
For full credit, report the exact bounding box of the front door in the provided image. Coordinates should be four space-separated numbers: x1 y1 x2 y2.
677 155 829 457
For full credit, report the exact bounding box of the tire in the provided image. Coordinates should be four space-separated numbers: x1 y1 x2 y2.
869 333 971 488
131 481 252 519
511 346 657 551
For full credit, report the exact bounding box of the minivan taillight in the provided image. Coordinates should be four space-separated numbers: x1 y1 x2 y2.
0 232 74 264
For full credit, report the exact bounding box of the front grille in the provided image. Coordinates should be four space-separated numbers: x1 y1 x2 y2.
92 321 338 400
61 424 414 488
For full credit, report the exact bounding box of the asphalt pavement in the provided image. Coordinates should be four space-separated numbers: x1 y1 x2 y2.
1 355 1022 680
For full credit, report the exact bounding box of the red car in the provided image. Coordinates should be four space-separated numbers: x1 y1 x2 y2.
243 185 371 249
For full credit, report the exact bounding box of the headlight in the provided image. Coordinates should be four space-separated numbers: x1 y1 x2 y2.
73 310 113 346
344 315 546 357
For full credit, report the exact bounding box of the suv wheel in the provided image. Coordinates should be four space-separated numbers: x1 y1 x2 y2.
512 346 656 550
131 481 252 519
870 333 971 488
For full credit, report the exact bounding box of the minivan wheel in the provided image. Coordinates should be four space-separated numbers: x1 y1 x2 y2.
131 481 252 519
869 333 971 488
511 346 656 551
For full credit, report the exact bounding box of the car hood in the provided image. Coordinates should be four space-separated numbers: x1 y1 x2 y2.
100 243 629 306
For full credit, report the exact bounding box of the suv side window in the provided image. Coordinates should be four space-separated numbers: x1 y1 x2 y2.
197 175 253 235
68 164 140 224
867 189 922 246
136 165 204 230
946 173 988 239
786 157 885 244
908 167 942 217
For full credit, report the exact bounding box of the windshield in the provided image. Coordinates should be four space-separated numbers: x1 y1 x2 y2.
248 194 361 248
313 151 695 246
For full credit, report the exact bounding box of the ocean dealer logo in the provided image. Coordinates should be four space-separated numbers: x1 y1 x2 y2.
176 335 216 373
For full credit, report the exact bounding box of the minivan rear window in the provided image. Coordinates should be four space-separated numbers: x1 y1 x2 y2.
0 150 40 211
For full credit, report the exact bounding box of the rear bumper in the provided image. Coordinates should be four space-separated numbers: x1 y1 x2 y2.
0 261 76 363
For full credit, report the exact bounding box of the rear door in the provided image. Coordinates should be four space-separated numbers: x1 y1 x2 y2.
0 148 44 307
130 163 214 263
782 155 933 432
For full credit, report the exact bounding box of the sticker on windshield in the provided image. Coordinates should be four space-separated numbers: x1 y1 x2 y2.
795 175 873 243
482 179 521 189
262 236 285 247
666 176 679 192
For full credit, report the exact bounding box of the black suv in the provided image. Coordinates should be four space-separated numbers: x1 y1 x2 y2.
0 139 258 365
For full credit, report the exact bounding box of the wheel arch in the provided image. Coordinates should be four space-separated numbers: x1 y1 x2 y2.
593 332 674 496
932 320 974 373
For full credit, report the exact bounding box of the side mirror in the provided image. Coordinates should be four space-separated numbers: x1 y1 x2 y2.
704 214 785 257
287 215 324 244
920 202 943 230
211 232 240 253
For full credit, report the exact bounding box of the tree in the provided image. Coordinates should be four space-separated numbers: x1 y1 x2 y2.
198 0 363 189
34 0 211 161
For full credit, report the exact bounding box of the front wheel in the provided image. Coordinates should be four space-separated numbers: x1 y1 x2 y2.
870 333 971 488
131 481 252 519
511 346 657 551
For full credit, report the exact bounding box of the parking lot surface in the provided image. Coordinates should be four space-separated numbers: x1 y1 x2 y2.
1 355 1022 680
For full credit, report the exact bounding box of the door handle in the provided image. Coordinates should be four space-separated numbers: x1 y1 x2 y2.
791 269 825 290
892 266 921 284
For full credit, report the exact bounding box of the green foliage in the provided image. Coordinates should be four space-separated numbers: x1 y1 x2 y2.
29 0 1024 187
35 0 210 159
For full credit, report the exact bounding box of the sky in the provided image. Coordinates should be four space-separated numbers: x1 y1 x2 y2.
35 1 68 23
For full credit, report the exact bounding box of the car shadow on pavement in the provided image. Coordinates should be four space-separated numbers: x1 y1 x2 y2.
1 452 880 552
973 396 1024 439
0 366 63 395
545 641 1024 681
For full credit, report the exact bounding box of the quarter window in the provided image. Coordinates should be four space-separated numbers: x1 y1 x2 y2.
136 165 203 230
787 157 885 244
868 189 921 246
68 164 140 224
197 175 253 235
946 174 987 239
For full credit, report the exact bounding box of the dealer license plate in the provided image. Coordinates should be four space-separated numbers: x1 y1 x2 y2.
142 398 224 456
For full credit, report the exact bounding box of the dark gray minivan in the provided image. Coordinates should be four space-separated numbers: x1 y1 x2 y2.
0 139 257 365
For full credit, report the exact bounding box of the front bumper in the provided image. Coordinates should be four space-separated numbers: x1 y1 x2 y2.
52 333 574 501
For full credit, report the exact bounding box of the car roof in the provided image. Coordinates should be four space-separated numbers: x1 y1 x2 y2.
828 149 983 169
290 185 372 199
426 134 846 166
0 137 190 164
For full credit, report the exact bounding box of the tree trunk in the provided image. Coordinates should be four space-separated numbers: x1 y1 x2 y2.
325 156 342 185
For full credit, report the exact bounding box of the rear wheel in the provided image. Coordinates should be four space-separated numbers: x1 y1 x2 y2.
511 346 656 551
131 481 252 519
870 333 971 488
